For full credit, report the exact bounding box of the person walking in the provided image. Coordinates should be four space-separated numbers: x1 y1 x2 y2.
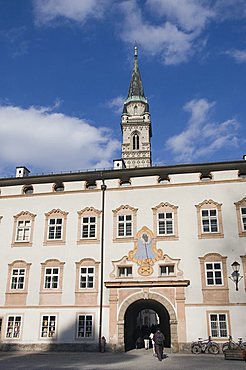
149 332 156 355
153 329 165 361
143 333 150 350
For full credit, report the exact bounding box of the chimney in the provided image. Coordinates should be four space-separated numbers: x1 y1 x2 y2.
16 166 30 178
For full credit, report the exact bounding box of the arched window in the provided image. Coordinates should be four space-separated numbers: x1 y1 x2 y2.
132 133 140 150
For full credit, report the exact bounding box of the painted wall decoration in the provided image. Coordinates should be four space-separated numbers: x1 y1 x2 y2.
128 226 163 276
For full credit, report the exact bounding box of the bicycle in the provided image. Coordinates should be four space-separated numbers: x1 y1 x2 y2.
222 336 246 352
191 336 220 354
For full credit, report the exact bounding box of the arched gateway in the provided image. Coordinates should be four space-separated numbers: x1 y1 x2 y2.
117 292 178 351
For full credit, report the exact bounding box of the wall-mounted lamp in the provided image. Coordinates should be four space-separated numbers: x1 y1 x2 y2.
229 261 243 291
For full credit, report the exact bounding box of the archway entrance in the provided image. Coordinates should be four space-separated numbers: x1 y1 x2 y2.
124 299 170 351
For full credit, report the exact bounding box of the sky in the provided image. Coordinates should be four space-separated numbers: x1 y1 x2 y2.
0 0 246 177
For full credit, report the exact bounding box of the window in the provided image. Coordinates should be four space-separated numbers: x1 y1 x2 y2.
241 208 246 231
152 202 178 240
77 207 101 244
44 209 68 245
75 259 99 305
12 211 36 247
209 313 228 338
77 315 93 338
6 260 31 306
118 266 132 277
6 316 22 339
199 253 229 304
201 209 218 233
82 217 96 238
0 318 2 338
205 262 223 285
41 315 56 338
133 133 140 150
235 198 246 237
158 212 174 235
80 267 94 289
48 218 63 240
10 268 25 290
23 185 33 194
16 220 31 241
196 200 224 239
113 205 137 242
85 181 97 190
160 265 175 276
40 259 65 306
53 183 64 192
118 214 132 237
44 267 59 289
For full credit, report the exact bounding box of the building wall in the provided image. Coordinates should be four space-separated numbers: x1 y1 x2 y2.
0 169 245 350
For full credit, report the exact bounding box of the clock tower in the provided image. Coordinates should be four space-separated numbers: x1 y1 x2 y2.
121 47 152 168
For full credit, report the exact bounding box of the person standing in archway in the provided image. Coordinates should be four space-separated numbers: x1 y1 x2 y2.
153 329 165 361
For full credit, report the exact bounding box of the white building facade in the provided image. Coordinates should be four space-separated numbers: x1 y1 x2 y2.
0 50 245 352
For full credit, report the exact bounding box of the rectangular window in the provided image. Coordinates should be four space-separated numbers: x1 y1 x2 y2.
41 315 56 338
77 315 93 338
118 266 132 277
201 209 218 233
10 268 25 290
44 268 59 289
205 262 223 285
48 218 63 240
209 313 228 338
117 215 132 237
16 220 31 241
160 265 175 276
158 212 174 235
82 217 96 238
241 207 246 231
80 267 94 289
6 316 22 338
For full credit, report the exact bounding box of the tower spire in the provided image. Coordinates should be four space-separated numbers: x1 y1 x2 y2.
127 46 145 99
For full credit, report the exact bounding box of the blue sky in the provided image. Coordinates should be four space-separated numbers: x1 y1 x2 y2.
0 0 246 177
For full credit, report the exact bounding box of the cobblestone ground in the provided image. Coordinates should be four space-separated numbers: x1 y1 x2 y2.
0 349 245 370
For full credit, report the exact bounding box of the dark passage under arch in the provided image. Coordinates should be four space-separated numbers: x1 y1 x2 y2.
124 299 170 351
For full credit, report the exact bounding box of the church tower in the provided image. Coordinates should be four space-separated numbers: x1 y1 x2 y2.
121 47 152 168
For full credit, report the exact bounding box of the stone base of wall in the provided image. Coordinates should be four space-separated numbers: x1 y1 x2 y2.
0 343 99 352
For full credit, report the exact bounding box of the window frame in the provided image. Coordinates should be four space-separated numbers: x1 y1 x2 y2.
44 267 60 289
205 262 223 286
76 314 94 339
207 311 230 339
199 253 229 304
159 264 175 276
196 200 224 239
77 207 101 244
12 211 36 247
10 267 26 290
44 209 68 245
152 202 178 240
118 266 133 278
5 315 22 339
40 314 57 339
113 205 137 242
235 198 246 237
79 266 95 289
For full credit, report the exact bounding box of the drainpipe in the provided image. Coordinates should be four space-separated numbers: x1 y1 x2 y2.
99 177 107 352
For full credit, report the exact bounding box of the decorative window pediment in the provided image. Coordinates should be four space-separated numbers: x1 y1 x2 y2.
158 255 183 279
113 205 138 242
110 256 133 279
195 199 224 239
152 202 178 240
77 207 101 244
44 209 68 245
235 197 246 237
12 211 36 247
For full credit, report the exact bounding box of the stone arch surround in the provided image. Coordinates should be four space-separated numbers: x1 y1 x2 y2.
117 291 179 351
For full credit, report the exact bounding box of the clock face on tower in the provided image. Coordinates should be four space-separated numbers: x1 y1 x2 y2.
126 103 145 116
